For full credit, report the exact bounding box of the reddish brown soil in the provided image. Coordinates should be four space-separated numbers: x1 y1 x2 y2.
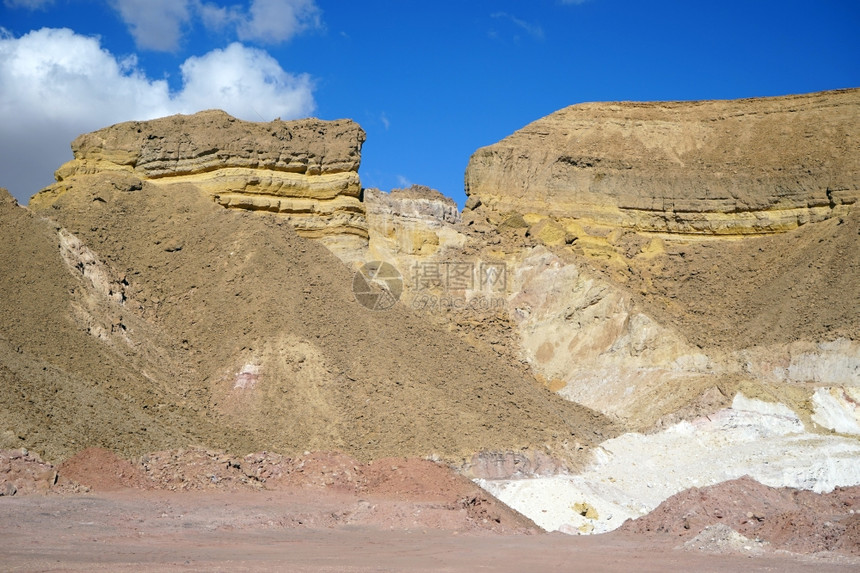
621 476 860 556
3 448 536 534
3 490 858 573
3 449 860 571
59 447 152 491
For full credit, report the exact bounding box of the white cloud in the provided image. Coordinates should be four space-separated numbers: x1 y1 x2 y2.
0 28 315 201
110 0 192 52
236 0 321 44
396 175 413 188
176 43 314 121
4 0 53 9
0 28 171 131
109 0 321 51
197 1 241 30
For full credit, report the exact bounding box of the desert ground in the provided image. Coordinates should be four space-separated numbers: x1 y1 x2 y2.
2 447 858 572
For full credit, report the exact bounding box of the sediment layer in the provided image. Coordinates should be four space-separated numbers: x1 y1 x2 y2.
30 110 369 242
465 89 859 235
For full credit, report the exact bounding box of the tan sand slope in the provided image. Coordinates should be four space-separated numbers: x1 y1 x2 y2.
5 179 614 464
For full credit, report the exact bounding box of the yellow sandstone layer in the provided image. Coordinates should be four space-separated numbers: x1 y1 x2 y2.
31 110 369 243
465 89 859 237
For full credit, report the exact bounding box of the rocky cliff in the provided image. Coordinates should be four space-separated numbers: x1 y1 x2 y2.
465 89 859 236
454 89 860 433
30 110 368 254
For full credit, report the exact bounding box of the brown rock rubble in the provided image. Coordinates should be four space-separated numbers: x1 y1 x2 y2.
621 476 860 557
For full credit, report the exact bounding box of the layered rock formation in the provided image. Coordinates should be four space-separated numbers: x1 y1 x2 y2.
365 185 466 261
31 110 368 253
439 89 860 441
465 89 859 236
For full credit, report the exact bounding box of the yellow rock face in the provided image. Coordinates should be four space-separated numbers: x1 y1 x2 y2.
30 110 369 246
573 501 599 520
466 89 860 238
527 218 569 246
365 186 466 264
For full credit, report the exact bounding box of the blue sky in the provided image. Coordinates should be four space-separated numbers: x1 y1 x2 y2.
1 1 858 206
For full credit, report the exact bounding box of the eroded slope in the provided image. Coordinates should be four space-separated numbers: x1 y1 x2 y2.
18 176 614 465
0 188 249 461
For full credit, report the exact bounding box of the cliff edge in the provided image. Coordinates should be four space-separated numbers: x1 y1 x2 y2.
465 89 859 236
31 110 368 251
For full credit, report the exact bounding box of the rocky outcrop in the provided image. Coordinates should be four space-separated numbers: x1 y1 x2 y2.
499 242 860 429
465 89 859 236
30 110 368 249
452 90 860 435
367 185 460 225
504 246 717 426
365 185 465 261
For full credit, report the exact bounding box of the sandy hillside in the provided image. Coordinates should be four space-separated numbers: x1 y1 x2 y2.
0 187 250 461
8 177 613 465
590 206 860 351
